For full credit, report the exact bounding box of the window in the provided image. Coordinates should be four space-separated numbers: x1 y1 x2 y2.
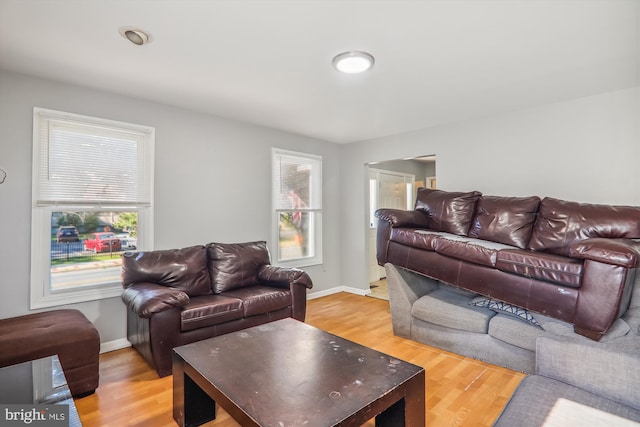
272 148 322 267
30 108 154 308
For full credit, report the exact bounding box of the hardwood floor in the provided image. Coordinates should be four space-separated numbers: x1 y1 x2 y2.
74 292 524 426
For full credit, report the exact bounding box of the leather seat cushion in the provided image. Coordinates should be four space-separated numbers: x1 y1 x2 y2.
222 286 292 318
434 234 515 267
390 228 441 251
180 295 243 332
496 249 583 288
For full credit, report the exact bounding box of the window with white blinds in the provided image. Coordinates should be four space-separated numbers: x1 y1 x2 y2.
35 111 152 206
31 108 154 309
272 148 322 267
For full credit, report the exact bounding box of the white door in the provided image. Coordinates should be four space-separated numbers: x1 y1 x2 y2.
367 169 415 282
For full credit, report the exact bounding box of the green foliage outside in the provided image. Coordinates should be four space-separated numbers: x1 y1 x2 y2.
114 212 138 236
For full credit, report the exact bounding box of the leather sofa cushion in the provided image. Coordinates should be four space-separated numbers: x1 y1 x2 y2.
468 195 540 249
208 241 271 293
122 245 212 296
180 295 243 332
414 188 482 236
434 234 515 267
390 228 441 251
496 249 583 288
528 197 640 255
222 286 292 317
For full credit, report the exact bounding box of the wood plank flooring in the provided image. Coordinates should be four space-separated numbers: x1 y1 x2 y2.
74 292 524 426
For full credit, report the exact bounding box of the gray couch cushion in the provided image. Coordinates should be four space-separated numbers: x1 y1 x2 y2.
493 375 640 426
536 335 640 412
488 314 543 352
411 287 494 333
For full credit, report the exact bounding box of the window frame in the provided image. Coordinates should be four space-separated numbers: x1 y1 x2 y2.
30 108 154 309
271 148 323 268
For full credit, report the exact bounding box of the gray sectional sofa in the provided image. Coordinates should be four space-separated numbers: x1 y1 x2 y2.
386 263 640 425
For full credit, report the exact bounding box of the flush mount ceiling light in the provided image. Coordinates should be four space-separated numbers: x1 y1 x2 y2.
119 27 151 46
332 51 375 74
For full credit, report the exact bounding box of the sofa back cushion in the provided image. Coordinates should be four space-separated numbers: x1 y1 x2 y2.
468 195 541 249
121 245 212 296
414 188 482 236
208 241 271 293
528 197 640 255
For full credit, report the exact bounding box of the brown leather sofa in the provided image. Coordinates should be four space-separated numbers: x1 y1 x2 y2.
0 309 100 397
376 188 640 341
121 241 313 377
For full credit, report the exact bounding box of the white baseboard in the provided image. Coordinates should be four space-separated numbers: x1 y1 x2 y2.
100 338 131 354
308 286 371 300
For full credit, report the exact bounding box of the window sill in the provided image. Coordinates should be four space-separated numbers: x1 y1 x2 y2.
30 282 123 310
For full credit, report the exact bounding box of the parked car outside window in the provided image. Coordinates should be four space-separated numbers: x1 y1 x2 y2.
56 226 79 243
83 232 122 253
116 233 137 250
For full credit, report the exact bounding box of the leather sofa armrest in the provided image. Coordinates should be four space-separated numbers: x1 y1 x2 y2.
121 283 190 318
569 238 640 268
258 265 312 321
375 208 429 228
257 265 313 290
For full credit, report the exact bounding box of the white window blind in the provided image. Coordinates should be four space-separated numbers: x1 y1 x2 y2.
35 110 152 206
31 107 154 309
273 152 321 211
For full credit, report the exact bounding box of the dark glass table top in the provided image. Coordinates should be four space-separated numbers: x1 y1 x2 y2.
0 355 82 426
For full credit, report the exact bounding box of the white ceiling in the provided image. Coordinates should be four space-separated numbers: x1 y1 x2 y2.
1 0 638 144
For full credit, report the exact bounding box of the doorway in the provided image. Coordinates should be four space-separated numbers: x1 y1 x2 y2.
365 156 436 299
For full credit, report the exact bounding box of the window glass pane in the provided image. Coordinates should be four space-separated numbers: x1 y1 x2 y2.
50 210 138 291
278 211 315 261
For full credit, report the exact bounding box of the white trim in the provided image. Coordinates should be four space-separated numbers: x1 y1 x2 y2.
271 148 323 268
100 338 132 354
30 107 154 309
307 286 370 300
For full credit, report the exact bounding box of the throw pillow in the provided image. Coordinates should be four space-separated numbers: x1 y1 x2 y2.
467 195 540 248
414 188 482 236
208 241 271 294
470 296 540 327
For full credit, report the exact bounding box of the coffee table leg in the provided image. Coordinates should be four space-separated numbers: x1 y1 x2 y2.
375 371 425 427
375 398 405 426
173 354 217 427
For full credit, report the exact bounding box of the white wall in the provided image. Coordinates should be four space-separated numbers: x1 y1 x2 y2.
1 68 639 346
0 70 342 345
340 87 640 293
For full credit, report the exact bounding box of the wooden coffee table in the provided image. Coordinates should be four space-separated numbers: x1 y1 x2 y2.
173 318 425 427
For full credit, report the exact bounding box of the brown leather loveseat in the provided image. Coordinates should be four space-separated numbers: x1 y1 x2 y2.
376 188 640 341
121 241 312 377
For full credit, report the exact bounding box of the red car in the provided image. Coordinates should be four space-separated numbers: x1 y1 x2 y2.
84 232 122 253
